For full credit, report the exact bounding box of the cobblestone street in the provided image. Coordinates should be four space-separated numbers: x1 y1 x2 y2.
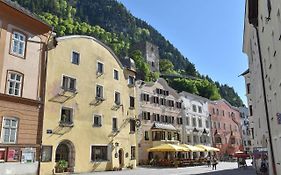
75 160 256 175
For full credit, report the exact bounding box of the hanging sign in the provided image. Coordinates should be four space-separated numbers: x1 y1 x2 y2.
277 113 281 124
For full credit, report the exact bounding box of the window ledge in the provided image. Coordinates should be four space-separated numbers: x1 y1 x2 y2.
129 131 135 134
129 107 135 110
59 122 74 127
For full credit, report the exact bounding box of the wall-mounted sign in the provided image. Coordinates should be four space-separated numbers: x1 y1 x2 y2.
277 113 281 124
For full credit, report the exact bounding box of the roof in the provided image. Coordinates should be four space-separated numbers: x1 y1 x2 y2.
239 69 250 76
1 0 51 28
151 122 177 131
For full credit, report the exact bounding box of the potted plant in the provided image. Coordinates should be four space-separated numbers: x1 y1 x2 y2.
55 160 68 173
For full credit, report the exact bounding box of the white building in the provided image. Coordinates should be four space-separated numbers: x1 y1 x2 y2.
243 0 281 174
239 106 253 154
179 92 211 158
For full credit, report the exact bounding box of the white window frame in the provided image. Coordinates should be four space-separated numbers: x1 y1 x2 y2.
93 114 102 127
97 61 104 75
95 84 104 98
1 117 18 144
11 31 26 57
128 75 135 85
61 74 77 92
60 107 74 125
113 69 119 80
71 50 80 65
114 91 121 105
6 71 23 97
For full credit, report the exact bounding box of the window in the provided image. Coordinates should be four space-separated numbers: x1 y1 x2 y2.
11 31 26 57
128 76 134 85
60 107 73 126
114 91 121 105
113 70 119 80
71 51 80 65
218 122 221 129
223 123 226 130
160 98 166 105
152 131 165 141
62 76 76 92
192 118 197 127
216 109 219 115
97 62 104 74
153 96 159 104
168 100 174 107
198 106 202 113
230 137 236 144
144 131 149 140
112 118 117 131
249 105 253 116
91 146 108 161
167 132 172 140
222 110 225 116
186 116 190 126
130 96 135 108
205 120 209 128
96 85 104 98
130 119 135 133
177 117 183 124
215 136 222 144
93 115 102 127
212 108 215 114
6 71 23 96
176 102 182 109
247 83 250 94
1 117 18 143
141 93 150 101
198 118 202 127
41 146 52 162
142 111 151 120
131 146 136 160
192 105 197 112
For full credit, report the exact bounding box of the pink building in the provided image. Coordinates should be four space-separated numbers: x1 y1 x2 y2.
209 99 243 160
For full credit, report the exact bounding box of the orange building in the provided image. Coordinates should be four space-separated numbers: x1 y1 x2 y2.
0 1 51 174
209 99 243 160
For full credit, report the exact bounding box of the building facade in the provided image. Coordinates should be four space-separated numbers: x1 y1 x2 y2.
136 78 183 164
239 106 253 154
208 99 243 160
0 1 51 174
40 35 137 174
180 91 211 157
243 0 281 174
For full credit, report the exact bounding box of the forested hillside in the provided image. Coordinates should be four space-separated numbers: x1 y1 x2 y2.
12 0 243 107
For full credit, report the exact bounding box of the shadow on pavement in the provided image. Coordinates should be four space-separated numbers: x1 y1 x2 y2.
197 166 256 175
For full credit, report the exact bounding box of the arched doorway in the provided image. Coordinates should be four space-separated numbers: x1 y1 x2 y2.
118 149 124 168
55 140 75 172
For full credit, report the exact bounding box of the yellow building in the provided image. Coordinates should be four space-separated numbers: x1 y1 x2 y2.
40 35 137 174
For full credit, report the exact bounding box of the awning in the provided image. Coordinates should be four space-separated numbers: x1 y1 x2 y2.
180 144 205 152
195 144 220 152
151 122 177 131
147 144 189 152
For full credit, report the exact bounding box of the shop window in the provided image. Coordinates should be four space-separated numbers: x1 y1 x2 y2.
91 146 108 162
41 146 52 162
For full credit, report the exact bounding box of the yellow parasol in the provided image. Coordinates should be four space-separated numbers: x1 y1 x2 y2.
180 144 205 152
147 144 189 152
195 144 220 152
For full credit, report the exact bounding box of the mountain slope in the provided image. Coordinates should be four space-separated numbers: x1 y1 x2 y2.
12 0 243 107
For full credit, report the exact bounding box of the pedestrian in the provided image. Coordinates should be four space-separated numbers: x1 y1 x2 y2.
207 156 211 167
260 158 268 175
211 156 218 170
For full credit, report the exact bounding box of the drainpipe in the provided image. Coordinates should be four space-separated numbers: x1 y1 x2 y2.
253 25 276 175
37 28 54 175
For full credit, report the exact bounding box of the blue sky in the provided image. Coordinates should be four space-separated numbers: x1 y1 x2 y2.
118 0 248 104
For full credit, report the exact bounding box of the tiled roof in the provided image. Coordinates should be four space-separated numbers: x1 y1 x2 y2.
1 0 51 28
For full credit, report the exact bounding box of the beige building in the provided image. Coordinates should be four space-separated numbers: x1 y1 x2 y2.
136 78 183 164
40 35 137 174
243 0 281 174
0 1 51 174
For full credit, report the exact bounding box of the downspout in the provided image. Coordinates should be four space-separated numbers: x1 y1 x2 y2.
37 27 54 175
253 25 276 175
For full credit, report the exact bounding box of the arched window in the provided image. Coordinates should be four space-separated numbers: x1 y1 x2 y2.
215 136 222 144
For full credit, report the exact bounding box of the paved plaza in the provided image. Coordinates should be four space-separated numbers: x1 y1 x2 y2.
73 160 256 175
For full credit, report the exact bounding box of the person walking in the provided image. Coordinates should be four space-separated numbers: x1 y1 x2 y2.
211 156 218 170
260 158 268 175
